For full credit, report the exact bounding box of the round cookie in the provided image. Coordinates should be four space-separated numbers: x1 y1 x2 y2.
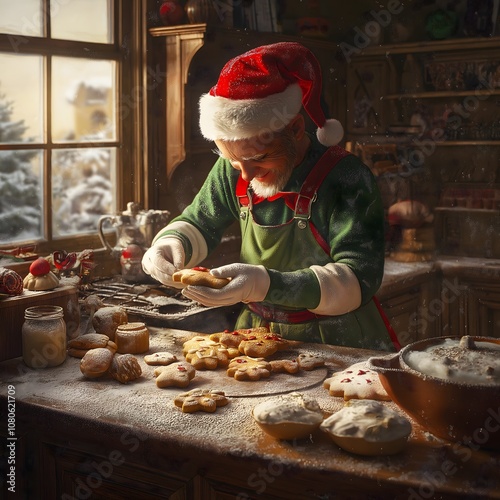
320 400 412 455
144 352 178 366
172 267 230 289
323 361 390 401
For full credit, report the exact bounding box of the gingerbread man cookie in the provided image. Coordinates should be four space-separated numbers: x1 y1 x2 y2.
269 359 300 374
238 333 287 358
297 353 325 371
209 329 249 348
185 345 231 370
154 361 196 388
323 361 390 401
227 356 272 381
182 335 218 355
174 388 229 413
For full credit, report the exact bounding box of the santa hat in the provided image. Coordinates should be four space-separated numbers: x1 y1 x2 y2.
199 42 343 146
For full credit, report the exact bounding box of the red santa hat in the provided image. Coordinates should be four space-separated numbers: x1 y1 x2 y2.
199 42 343 146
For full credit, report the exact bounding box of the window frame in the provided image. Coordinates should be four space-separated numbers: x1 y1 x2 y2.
0 0 146 258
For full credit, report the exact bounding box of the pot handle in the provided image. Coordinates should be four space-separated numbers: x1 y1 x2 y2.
98 215 115 252
366 352 405 375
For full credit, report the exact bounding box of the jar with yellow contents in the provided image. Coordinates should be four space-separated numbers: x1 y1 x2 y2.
22 305 67 368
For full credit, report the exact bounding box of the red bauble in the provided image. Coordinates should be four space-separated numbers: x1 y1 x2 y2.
29 257 51 276
159 1 185 26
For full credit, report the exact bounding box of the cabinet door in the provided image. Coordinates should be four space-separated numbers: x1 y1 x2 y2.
379 287 421 346
466 280 500 337
40 442 190 500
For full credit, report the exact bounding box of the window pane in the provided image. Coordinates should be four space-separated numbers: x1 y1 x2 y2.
51 0 112 43
0 53 44 144
52 147 115 237
52 57 116 143
0 150 43 244
0 0 43 37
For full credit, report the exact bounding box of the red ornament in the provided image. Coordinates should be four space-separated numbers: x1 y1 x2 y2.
29 257 51 276
52 250 78 271
159 1 185 26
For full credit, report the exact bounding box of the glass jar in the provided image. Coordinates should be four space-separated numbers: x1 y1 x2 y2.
22 305 67 368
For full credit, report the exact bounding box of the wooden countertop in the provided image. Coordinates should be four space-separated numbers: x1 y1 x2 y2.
379 256 500 295
1 327 499 499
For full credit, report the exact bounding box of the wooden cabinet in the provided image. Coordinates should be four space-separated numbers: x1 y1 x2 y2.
378 265 438 346
346 37 500 259
438 263 500 337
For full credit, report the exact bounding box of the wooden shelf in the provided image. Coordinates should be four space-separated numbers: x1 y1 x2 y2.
435 206 499 213
434 140 500 146
355 36 500 56
384 89 500 100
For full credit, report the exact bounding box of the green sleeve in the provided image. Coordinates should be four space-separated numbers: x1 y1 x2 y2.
322 156 385 303
158 158 241 258
265 268 321 309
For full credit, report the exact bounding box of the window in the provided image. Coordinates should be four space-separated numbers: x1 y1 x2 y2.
0 0 143 256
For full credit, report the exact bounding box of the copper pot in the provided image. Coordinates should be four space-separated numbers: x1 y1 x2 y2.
367 336 500 450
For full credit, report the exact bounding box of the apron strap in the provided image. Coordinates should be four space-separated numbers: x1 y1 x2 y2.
236 145 350 212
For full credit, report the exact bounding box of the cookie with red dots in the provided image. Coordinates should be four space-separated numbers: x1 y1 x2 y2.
238 332 288 358
154 361 196 388
209 329 249 348
227 356 272 381
323 361 390 401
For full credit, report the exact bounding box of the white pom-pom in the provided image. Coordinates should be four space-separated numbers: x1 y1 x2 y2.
316 119 344 146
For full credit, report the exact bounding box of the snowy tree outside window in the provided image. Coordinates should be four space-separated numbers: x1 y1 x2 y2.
0 0 139 254
0 91 42 242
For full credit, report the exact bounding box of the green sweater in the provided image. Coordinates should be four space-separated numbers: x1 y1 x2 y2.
158 136 385 310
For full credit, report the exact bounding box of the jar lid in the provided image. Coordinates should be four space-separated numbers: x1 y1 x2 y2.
116 322 147 332
24 305 64 319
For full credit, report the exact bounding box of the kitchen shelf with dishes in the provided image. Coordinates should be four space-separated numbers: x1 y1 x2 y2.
346 36 500 142
345 35 500 260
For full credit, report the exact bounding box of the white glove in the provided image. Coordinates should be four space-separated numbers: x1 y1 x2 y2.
182 263 270 307
141 237 186 288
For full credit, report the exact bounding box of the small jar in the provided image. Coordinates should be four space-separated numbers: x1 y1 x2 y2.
22 305 67 368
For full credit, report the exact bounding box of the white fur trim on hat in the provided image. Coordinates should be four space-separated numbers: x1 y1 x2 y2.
316 119 344 146
199 84 303 141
